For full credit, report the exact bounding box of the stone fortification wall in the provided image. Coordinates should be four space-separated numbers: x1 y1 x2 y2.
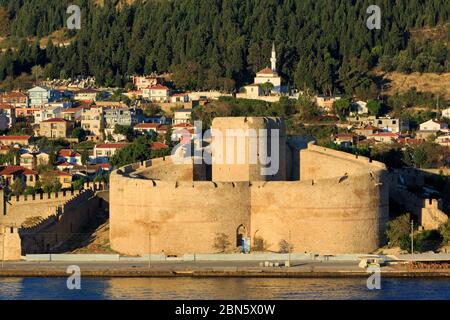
19 189 105 254
0 183 108 227
110 143 389 256
300 144 386 181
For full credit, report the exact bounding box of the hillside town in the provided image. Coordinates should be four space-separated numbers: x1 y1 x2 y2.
0 63 449 198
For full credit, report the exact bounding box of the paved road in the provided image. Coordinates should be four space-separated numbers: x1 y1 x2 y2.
0 260 367 277
1 259 359 270
2 260 448 277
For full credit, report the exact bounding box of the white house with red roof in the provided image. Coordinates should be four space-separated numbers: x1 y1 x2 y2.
61 107 82 122
151 141 169 151
171 123 197 143
57 149 82 166
170 93 189 103
0 135 31 146
367 132 400 144
0 165 38 187
333 133 355 147
0 91 28 107
142 84 170 102
133 123 161 135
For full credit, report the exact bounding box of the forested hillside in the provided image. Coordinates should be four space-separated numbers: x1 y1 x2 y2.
0 0 448 97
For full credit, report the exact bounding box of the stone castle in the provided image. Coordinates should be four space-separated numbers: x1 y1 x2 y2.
110 117 390 256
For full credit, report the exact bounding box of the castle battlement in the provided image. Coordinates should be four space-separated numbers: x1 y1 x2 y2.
110 124 390 256
8 190 80 204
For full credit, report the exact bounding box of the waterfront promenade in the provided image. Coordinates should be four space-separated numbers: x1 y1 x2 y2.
1 255 450 278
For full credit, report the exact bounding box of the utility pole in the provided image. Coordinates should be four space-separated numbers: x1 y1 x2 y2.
410 220 414 254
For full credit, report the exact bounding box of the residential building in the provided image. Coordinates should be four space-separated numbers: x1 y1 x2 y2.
0 165 38 187
39 118 74 139
55 171 73 189
315 95 342 113
15 107 40 118
333 133 354 147
170 93 189 103
173 109 192 125
150 141 169 151
27 86 61 106
0 135 31 146
0 91 28 107
374 117 408 133
142 84 170 102
81 107 105 138
354 125 379 137
133 75 163 90
61 108 82 122
36 152 50 167
419 119 449 132
19 152 49 170
171 123 196 142
95 101 128 108
442 107 450 119
367 132 400 144
104 108 144 129
33 106 63 125
19 153 35 170
73 88 100 102
93 143 129 164
57 149 82 166
156 125 170 136
133 123 161 135
351 101 368 115
436 134 450 147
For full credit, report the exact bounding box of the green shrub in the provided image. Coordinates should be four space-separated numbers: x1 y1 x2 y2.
439 220 450 246
72 179 86 191
386 214 411 247
23 186 36 196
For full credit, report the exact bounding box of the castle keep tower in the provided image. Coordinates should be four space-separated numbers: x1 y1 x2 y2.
211 117 287 182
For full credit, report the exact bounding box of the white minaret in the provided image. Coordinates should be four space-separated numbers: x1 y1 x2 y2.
270 43 277 72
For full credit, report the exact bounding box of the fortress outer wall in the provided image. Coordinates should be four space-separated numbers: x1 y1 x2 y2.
109 144 389 255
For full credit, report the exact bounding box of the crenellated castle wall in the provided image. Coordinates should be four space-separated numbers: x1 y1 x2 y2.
0 183 109 259
110 143 389 256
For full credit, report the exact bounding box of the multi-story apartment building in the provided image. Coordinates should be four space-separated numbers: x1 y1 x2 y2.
39 118 74 139
0 91 29 107
33 106 63 125
27 86 62 106
142 84 170 102
81 107 105 138
104 108 144 129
